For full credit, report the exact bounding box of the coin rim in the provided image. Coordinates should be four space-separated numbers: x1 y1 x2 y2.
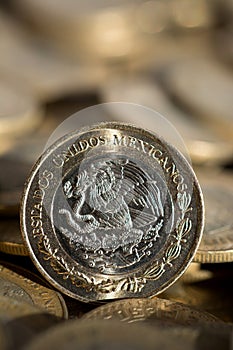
20 121 204 302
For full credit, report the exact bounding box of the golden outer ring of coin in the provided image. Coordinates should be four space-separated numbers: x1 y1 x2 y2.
82 297 220 325
0 242 28 256
20 121 204 302
194 249 233 263
0 265 68 319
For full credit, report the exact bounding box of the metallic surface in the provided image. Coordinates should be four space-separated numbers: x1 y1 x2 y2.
83 297 219 325
0 219 28 256
194 170 233 263
21 122 204 302
23 319 199 350
0 264 68 318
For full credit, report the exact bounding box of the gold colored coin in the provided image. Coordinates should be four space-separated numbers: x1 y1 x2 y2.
0 11 106 102
0 264 68 318
179 263 213 284
160 274 233 323
163 58 233 140
83 297 219 326
194 169 233 263
100 77 233 166
0 295 45 321
0 82 43 139
0 219 28 256
24 319 199 350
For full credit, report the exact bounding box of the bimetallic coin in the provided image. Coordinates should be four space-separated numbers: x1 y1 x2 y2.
24 319 199 350
83 297 219 326
0 264 68 318
0 219 28 256
194 170 233 263
21 122 204 302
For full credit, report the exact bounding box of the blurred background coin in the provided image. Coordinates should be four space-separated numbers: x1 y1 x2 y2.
194 169 233 263
0 10 106 103
0 264 68 318
160 266 233 323
100 77 233 165
0 219 28 255
83 297 219 326
162 58 233 141
0 82 42 139
0 295 60 350
23 319 199 350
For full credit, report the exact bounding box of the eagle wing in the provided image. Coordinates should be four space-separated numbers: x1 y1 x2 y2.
87 159 164 229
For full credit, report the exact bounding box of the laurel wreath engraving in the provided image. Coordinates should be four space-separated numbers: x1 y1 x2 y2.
38 188 192 294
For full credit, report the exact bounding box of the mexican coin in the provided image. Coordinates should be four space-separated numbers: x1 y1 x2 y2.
21 122 204 302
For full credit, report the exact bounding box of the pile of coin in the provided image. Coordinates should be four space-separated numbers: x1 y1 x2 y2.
0 1 233 349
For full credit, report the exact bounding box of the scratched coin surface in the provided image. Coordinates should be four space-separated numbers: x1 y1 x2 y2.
194 170 233 263
83 297 219 326
0 264 68 318
21 122 204 302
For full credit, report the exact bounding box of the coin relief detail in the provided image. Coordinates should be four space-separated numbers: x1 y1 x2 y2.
22 123 202 301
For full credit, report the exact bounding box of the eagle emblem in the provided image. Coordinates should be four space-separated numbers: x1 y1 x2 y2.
59 158 164 270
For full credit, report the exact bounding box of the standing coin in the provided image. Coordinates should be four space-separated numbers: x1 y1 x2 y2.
21 121 204 302
82 297 219 326
194 170 233 263
0 219 28 256
0 264 68 318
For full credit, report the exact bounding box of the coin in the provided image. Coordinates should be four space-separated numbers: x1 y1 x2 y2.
0 11 106 102
0 158 33 216
160 273 233 323
171 0 214 29
24 319 199 350
100 77 233 165
0 264 68 318
0 323 7 350
193 170 233 263
11 0 146 62
0 81 43 139
179 263 213 284
163 58 233 140
21 121 204 302
0 219 28 256
0 295 60 350
0 295 45 321
82 297 219 325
